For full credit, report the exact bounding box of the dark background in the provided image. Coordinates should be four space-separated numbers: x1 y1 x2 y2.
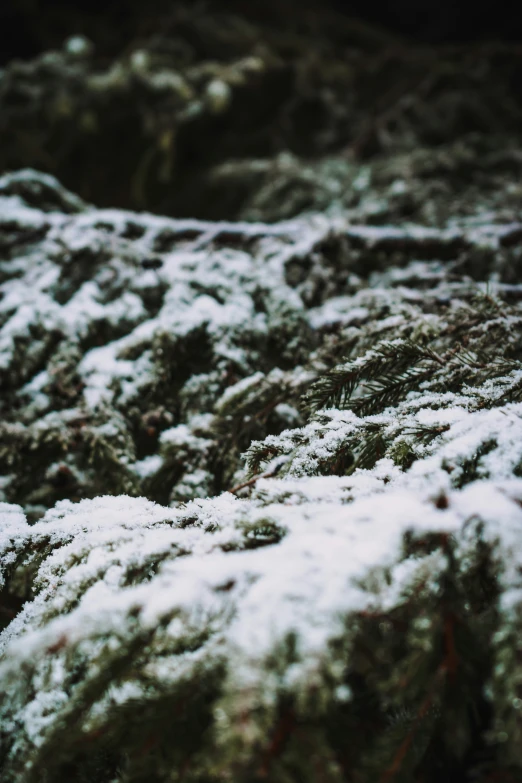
1 0 522 65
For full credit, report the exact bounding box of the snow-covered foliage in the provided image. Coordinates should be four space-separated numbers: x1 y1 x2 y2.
2 169 522 520
2 169 522 780
0 169 323 516
2 468 522 780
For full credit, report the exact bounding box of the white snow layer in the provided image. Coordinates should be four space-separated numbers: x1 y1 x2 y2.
2 468 522 755
2 170 522 771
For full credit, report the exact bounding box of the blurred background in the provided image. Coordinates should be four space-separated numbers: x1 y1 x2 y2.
2 0 522 65
1 0 522 222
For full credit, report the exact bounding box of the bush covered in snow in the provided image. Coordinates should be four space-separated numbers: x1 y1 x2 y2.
1 163 522 781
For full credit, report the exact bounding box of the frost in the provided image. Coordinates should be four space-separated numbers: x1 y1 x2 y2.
2 477 522 778
3 171 522 779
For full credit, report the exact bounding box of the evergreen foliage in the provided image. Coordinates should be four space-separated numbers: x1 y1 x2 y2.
3 4 522 769
2 4 522 222
1 166 522 781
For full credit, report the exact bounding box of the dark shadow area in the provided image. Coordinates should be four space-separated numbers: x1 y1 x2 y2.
2 0 522 220
2 0 522 65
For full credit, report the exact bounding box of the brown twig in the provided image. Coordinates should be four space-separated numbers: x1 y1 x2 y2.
258 707 296 777
381 668 444 783
228 469 277 494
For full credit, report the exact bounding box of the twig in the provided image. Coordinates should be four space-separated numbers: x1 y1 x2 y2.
228 469 277 494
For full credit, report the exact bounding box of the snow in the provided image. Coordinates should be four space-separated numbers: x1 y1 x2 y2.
2 474 522 763
3 170 522 775
0 502 28 587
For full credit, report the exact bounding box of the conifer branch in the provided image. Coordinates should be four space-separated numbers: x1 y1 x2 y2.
304 340 444 416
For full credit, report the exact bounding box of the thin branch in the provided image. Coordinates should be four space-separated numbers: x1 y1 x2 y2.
228 469 278 494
